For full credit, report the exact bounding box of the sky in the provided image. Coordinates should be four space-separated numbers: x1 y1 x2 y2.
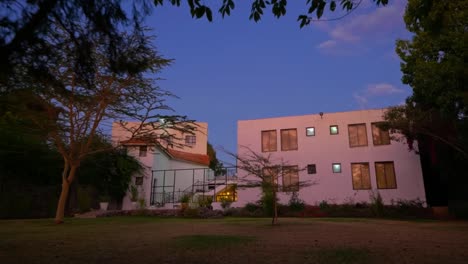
141 0 412 163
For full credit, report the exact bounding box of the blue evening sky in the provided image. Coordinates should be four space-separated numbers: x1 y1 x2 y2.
143 0 411 163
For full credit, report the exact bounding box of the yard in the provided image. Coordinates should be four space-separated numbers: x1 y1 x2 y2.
1 217 467 264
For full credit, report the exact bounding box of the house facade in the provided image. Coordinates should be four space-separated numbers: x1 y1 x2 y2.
111 121 213 209
233 109 427 207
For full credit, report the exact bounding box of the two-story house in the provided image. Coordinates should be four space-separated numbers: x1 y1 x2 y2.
233 109 427 207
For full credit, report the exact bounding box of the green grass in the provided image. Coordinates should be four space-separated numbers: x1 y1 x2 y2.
308 247 371 264
172 234 256 249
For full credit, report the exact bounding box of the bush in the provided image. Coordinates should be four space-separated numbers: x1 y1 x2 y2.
288 192 305 212
220 198 232 209
369 191 385 217
77 185 94 213
244 202 261 213
183 207 223 218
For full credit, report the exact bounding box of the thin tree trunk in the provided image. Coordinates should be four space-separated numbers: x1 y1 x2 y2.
54 164 78 224
272 191 278 225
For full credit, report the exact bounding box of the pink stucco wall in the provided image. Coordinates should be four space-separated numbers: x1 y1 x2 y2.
234 109 427 206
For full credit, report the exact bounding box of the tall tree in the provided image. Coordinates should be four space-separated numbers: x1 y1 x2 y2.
384 0 468 207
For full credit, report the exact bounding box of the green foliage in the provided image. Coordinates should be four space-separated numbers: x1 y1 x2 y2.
220 197 232 209
288 192 305 212
77 186 95 213
197 195 213 208
369 191 385 217
130 185 139 202
207 142 225 175
180 194 190 203
260 184 277 216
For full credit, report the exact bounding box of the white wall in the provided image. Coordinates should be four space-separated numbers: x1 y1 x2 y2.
234 109 427 207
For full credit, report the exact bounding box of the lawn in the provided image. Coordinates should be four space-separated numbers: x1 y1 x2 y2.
1 217 467 264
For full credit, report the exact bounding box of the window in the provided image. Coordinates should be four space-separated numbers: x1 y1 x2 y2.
215 185 237 202
262 167 279 190
332 163 341 173
348 123 368 147
307 164 317 174
261 130 277 152
135 177 143 185
351 163 371 190
185 135 196 146
139 146 147 157
372 123 391 145
282 166 299 192
306 127 315 136
330 125 339 135
281 129 298 151
375 162 397 189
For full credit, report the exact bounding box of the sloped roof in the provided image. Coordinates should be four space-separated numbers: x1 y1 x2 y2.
121 138 210 166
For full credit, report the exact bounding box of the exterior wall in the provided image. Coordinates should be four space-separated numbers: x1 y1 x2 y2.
234 109 427 207
111 121 208 155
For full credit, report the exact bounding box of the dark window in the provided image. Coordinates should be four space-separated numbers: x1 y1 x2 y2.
139 146 147 157
135 177 143 185
307 164 317 174
281 129 298 151
261 130 277 152
262 167 279 191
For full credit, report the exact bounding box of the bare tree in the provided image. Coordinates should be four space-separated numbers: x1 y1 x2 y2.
225 146 313 225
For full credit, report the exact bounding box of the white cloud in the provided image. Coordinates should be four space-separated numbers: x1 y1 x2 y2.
317 1 406 54
317 40 337 50
354 83 405 107
366 83 404 95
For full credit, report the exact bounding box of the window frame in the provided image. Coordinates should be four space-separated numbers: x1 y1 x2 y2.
282 165 299 192
139 146 147 157
371 122 391 146
262 166 279 191
280 128 298 151
330 125 339 135
135 176 144 185
306 127 315 137
351 162 372 190
332 163 342 173
261 130 277 152
375 161 397 189
307 164 317 174
348 123 368 148
185 135 196 146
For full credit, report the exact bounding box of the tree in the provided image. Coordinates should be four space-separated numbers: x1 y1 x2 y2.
226 147 312 225
207 142 224 175
3 26 195 223
384 0 468 207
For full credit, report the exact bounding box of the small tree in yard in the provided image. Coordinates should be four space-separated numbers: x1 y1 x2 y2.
226 147 312 225
4 26 195 223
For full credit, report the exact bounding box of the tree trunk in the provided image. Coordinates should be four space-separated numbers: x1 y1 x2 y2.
272 191 278 225
54 164 77 224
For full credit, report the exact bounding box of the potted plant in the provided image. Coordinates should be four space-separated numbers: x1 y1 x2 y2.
99 194 111 211
180 194 190 210
130 185 139 209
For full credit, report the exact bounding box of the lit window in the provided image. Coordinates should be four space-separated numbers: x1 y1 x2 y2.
330 125 339 135
372 123 391 146
348 123 368 147
307 164 317 174
281 128 298 151
139 146 147 157
282 166 299 192
332 163 341 173
375 162 397 189
306 127 315 136
351 163 371 190
261 130 277 152
185 135 196 146
135 177 143 185
215 185 237 202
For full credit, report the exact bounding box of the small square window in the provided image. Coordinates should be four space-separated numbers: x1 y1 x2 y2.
330 125 339 135
139 146 147 157
332 163 341 173
185 135 196 146
307 164 317 174
135 177 143 185
306 127 315 136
